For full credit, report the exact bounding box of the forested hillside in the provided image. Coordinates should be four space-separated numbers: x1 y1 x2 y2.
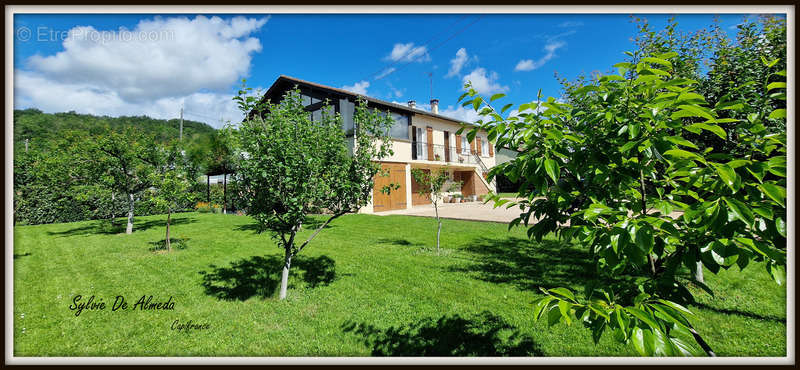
13 109 216 150
13 109 226 226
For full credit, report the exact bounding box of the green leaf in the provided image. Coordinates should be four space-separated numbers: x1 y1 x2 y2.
472 96 483 111
686 122 727 140
724 197 754 226
558 301 573 325
490 93 506 102
625 307 659 330
775 217 786 238
767 263 786 286
533 296 556 320
641 56 673 69
766 82 786 91
634 225 654 254
664 136 698 149
544 158 560 183
663 149 704 163
548 287 576 302
768 109 786 119
759 183 786 206
711 163 740 192
672 105 714 120
501 103 514 114
628 122 640 138
655 299 695 319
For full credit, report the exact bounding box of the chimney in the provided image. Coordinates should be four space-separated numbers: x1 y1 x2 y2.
407 100 416 109
430 99 439 114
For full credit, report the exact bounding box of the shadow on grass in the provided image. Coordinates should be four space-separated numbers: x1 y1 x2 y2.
376 238 424 247
234 216 334 235
691 302 786 323
47 216 197 237
199 255 337 300
13 252 32 259
341 311 544 356
448 236 594 291
148 238 190 252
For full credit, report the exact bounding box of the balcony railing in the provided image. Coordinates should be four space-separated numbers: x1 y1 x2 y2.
411 142 478 165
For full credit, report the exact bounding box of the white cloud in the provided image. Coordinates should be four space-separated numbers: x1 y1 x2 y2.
514 60 535 72
559 21 584 28
514 40 566 71
384 42 430 63
462 67 509 95
14 15 268 128
446 48 473 78
439 104 482 124
375 67 396 80
341 80 370 95
14 69 243 127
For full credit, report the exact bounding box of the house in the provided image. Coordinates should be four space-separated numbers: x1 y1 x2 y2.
255 75 497 213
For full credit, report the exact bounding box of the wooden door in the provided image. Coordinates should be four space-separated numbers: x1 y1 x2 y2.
444 131 451 162
372 163 407 212
410 168 431 205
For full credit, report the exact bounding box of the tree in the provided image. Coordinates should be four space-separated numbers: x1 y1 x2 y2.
150 142 195 251
231 84 395 300
410 166 462 256
91 127 161 234
460 50 786 356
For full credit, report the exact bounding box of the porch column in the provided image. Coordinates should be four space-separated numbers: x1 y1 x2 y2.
405 163 412 209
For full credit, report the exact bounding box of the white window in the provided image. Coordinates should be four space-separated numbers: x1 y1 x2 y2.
481 136 489 157
461 135 469 155
416 127 427 159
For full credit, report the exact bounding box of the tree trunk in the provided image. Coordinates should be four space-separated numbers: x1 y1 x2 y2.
434 201 441 256
223 173 227 214
165 210 171 252
126 193 134 234
279 248 292 300
111 192 116 221
695 261 704 283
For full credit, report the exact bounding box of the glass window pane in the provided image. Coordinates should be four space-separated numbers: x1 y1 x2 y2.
389 113 408 139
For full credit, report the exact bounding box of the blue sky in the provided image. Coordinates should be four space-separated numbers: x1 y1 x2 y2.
13 12 769 127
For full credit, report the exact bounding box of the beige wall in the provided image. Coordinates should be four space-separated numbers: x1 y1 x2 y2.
408 114 497 170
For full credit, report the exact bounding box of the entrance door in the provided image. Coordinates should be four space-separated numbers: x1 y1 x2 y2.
410 168 432 205
372 163 407 212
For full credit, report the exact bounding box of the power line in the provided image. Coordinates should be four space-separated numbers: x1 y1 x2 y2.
368 15 486 89
362 14 471 83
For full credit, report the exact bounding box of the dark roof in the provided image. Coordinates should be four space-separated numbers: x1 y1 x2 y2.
260 75 477 127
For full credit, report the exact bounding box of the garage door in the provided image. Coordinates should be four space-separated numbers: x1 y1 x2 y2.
372 162 407 212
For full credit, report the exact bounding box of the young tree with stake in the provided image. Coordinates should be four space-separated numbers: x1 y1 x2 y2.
151 142 195 251
410 166 462 256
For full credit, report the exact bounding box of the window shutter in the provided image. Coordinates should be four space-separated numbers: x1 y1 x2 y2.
426 127 434 161
488 140 494 157
456 135 462 153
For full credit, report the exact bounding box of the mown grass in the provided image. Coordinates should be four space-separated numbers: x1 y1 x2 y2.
13 212 786 356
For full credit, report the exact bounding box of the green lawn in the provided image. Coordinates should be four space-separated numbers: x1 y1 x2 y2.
13 212 786 356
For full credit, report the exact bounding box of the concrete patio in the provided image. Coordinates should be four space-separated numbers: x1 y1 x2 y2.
374 199 524 223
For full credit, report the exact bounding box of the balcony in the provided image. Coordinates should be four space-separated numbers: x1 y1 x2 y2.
411 142 478 165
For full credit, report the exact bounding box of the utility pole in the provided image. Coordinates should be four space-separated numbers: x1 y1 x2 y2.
179 106 184 141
